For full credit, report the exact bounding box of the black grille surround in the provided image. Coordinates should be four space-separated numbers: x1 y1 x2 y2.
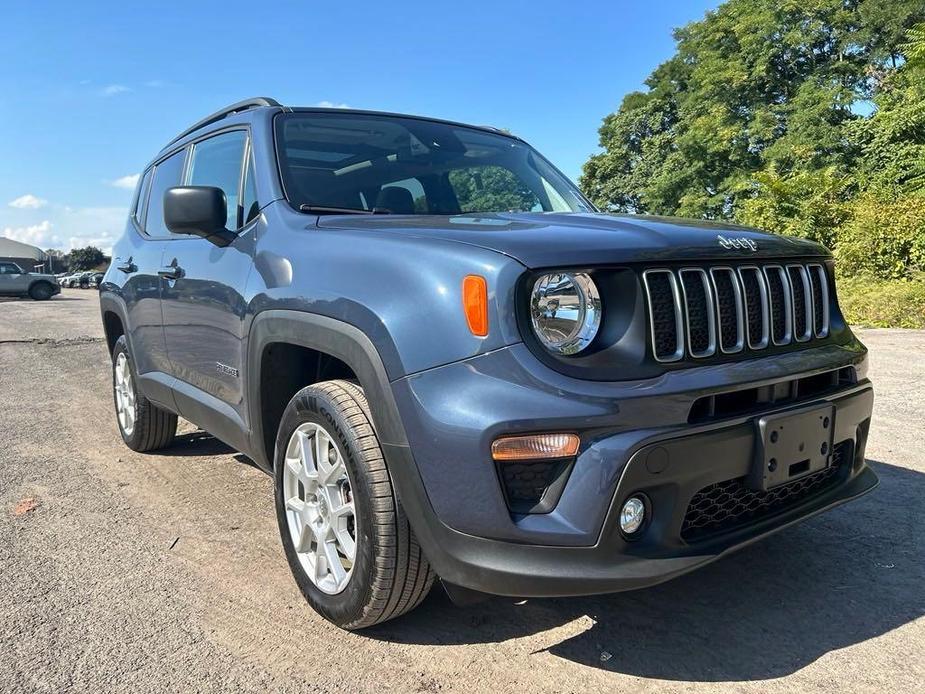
643 261 832 364
497 458 575 515
680 440 851 541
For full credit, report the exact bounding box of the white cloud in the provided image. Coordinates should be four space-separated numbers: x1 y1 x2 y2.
100 84 131 97
2 220 58 248
144 79 167 88
9 194 48 209
316 100 351 109
110 174 140 190
2 205 127 254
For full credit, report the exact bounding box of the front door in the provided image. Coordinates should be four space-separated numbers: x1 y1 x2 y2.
160 129 258 443
0 262 28 295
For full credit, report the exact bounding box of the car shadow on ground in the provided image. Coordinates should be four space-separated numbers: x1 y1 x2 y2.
158 431 263 470
159 431 236 457
367 460 923 682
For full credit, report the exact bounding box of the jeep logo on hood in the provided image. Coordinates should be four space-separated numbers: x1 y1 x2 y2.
717 234 758 252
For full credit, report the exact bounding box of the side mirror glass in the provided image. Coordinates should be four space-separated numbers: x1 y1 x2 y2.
164 186 234 246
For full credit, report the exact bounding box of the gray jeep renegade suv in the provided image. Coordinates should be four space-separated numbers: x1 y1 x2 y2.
100 97 877 629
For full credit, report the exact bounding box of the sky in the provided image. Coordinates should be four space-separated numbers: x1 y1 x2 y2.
0 0 719 254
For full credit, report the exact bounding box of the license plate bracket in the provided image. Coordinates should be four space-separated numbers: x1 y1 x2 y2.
750 403 835 491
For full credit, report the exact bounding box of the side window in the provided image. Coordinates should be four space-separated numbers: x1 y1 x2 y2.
145 150 187 237
0 263 21 274
133 169 152 226
448 165 541 213
188 131 247 229
241 148 260 226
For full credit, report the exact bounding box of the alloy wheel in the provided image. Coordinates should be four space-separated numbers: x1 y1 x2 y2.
282 422 357 594
114 352 136 436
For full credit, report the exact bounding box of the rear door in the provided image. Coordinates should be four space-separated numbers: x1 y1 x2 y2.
160 129 257 445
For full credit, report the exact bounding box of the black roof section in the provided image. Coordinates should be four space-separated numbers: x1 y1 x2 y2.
159 97 523 154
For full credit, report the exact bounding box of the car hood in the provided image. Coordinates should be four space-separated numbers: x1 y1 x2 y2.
317 212 828 268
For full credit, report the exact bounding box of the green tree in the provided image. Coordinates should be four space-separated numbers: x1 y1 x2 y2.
67 246 106 271
581 0 925 220
449 166 539 213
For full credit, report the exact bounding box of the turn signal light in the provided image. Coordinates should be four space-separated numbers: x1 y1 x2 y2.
462 275 489 337
491 433 580 461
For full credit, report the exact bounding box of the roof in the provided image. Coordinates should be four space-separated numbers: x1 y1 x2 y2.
159 97 521 155
0 236 45 260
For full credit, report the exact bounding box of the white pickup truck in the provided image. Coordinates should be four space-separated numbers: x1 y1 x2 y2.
0 261 60 300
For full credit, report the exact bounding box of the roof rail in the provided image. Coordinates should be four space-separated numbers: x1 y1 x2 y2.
162 97 283 150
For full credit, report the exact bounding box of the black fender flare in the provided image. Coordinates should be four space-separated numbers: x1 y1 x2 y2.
245 310 410 469
98 291 132 355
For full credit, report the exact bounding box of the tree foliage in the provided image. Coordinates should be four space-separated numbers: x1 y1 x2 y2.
67 246 106 271
581 1 925 281
449 166 539 213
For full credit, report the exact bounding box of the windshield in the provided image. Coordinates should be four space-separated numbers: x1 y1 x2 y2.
274 112 594 215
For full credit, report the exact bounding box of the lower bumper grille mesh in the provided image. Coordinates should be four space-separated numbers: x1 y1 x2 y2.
680 441 850 541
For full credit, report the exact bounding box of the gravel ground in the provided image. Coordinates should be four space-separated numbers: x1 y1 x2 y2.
1 289 922 693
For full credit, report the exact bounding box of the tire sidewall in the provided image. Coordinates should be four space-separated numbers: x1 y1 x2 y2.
111 336 141 448
274 387 379 627
30 282 52 300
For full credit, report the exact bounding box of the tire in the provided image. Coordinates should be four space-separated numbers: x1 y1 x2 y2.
274 379 435 629
111 336 177 452
29 282 54 301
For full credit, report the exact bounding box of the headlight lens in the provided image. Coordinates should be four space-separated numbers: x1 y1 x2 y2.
530 272 601 354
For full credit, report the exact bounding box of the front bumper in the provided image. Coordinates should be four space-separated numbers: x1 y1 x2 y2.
386 341 877 597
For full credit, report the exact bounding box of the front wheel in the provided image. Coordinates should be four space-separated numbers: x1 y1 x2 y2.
274 380 435 629
29 282 53 300
111 336 177 451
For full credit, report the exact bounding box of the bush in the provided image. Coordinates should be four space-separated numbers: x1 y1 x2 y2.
836 273 925 328
836 194 925 280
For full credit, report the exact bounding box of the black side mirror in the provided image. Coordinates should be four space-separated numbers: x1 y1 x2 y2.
164 186 234 247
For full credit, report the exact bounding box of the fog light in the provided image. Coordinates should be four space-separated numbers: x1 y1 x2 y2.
620 496 646 535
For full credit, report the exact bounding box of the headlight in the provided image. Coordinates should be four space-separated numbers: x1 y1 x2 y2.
530 272 601 354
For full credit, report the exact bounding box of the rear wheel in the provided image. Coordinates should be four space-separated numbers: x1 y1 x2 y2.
29 282 53 300
111 336 177 452
274 379 434 629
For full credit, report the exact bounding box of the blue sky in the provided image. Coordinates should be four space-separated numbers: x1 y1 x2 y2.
0 0 718 253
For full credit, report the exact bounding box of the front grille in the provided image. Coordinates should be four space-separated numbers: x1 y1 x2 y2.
680 441 850 541
642 262 831 363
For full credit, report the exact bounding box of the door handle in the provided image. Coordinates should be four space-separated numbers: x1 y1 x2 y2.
158 265 184 280
115 257 136 273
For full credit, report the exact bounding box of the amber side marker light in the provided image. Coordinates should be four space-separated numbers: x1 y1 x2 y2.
491 433 581 461
462 275 489 337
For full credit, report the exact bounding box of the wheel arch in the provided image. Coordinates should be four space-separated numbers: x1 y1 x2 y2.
28 278 55 296
246 310 410 470
99 292 130 357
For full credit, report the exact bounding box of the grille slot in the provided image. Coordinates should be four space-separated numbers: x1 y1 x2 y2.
679 269 716 357
645 262 831 362
739 267 770 349
710 268 744 353
680 441 851 541
764 266 792 345
642 270 684 362
808 264 830 338
787 265 812 342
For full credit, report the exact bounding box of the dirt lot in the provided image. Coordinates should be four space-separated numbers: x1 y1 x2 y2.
1 289 922 693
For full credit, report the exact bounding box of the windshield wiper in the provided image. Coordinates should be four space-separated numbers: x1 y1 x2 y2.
299 204 374 215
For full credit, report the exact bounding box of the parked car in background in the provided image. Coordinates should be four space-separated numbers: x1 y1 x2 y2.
63 271 96 288
91 272 105 288
0 261 61 300
100 98 877 630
